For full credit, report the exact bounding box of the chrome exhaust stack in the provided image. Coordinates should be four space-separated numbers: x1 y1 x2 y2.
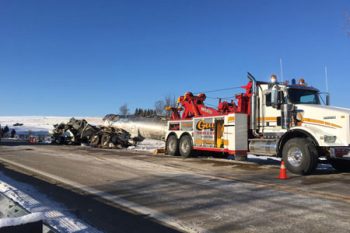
247 72 259 137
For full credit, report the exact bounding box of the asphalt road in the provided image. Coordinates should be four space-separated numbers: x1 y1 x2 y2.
0 142 350 233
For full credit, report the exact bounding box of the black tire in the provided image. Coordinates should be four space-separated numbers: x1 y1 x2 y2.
179 135 193 158
166 135 179 156
55 136 65 145
90 135 100 147
101 134 111 148
282 138 318 175
329 159 350 172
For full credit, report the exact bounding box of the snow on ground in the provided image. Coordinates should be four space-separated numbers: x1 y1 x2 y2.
0 171 102 233
0 212 44 228
129 139 165 153
316 161 333 170
248 154 333 170
0 116 103 134
248 154 281 161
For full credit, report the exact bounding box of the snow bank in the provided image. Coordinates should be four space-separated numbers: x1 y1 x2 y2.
128 139 165 153
0 171 102 233
0 212 44 228
248 154 281 161
0 116 103 134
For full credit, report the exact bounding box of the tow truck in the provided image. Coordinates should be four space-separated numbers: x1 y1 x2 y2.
165 73 350 175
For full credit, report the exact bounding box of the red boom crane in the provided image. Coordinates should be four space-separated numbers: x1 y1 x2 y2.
166 81 253 120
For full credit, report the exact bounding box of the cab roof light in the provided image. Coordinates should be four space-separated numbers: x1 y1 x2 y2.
270 74 278 84
298 78 307 86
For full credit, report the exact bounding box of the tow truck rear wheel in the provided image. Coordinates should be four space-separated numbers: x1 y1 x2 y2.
166 135 179 156
282 138 318 175
179 135 193 158
329 159 350 172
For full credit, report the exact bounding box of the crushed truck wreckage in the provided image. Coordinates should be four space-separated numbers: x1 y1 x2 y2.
52 118 144 149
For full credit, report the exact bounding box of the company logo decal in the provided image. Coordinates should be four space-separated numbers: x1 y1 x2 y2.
196 120 215 130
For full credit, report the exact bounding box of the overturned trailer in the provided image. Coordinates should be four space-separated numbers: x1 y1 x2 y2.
52 118 143 149
103 114 167 140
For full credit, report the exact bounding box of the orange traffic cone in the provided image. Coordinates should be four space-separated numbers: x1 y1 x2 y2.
278 160 288 180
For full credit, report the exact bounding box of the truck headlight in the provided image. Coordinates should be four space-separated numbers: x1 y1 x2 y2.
324 135 337 143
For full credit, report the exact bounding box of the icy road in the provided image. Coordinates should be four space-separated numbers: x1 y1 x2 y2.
0 143 350 233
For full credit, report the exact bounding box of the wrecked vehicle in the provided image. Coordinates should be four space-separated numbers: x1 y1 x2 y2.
52 118 143 148
103 114 167 140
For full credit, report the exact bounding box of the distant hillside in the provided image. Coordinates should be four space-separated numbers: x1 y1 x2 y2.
0 116 103 135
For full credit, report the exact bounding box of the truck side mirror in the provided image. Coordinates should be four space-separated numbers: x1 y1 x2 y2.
271 88 279 108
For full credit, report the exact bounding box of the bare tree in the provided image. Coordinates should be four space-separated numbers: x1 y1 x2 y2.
165 95 176 108
119 104 129 117
154 100 165 116
163 95 177 118
153 95 177 117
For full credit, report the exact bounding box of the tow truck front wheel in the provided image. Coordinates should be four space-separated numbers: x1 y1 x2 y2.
282 138 318 175
179 135 193 158
166 135 179 156
329 159 350 172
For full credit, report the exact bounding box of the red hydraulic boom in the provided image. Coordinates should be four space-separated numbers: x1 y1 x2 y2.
167 81 253 120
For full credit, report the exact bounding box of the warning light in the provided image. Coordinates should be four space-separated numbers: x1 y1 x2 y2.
270 74 278 84
298 78 306 86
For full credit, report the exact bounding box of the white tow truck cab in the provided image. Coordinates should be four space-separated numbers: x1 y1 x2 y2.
165 73 350 174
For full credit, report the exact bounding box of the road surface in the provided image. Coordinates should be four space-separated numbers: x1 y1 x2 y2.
0 142 350 233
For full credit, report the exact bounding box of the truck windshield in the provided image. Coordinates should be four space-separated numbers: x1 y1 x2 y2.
288 89 320 104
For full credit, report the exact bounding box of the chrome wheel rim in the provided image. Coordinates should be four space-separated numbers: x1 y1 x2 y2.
287 146 303 167
168 140 176 152
181 140 190 154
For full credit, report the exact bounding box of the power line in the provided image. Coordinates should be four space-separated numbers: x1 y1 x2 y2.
206 96 235 100
193 86 241 94
205 103 218 108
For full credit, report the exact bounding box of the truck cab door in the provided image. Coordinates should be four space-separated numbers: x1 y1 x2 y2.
262 91 284 130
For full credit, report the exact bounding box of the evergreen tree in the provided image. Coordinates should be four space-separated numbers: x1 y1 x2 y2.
3 126 9 135
10 129 16 138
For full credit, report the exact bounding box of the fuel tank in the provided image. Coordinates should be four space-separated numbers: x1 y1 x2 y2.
103 114 167 140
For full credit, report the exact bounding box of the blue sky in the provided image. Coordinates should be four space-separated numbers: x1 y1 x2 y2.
0 0 349 116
